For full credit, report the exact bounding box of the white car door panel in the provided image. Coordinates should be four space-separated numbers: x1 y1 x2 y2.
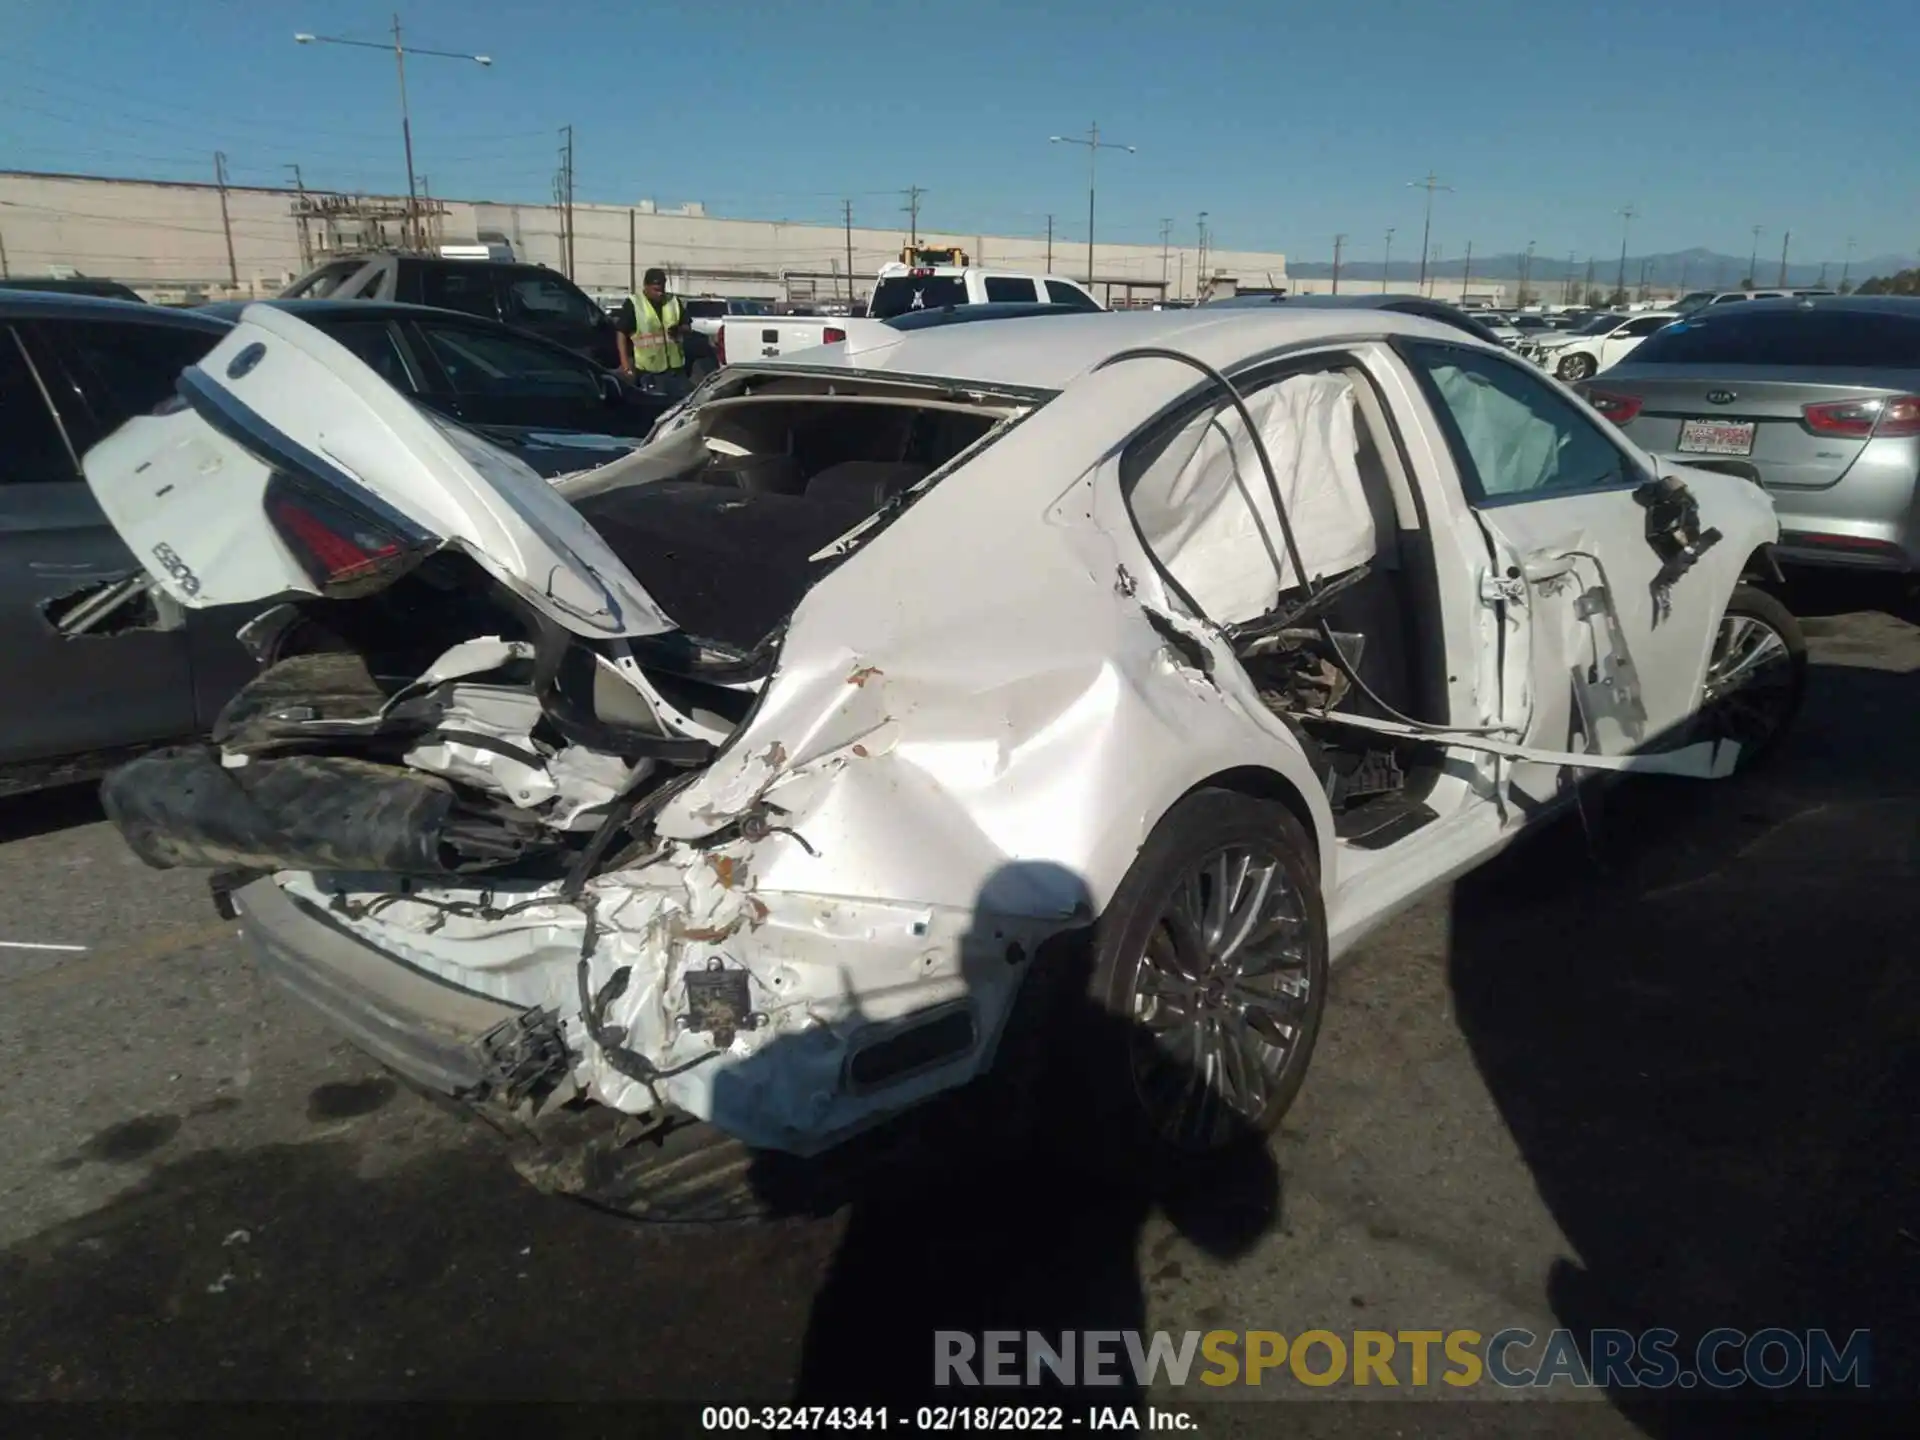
1402 341 1721 807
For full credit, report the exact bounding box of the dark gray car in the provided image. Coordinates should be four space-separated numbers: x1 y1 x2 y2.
0 292 248 795
1579 297 1920 572
1202 291 1509 348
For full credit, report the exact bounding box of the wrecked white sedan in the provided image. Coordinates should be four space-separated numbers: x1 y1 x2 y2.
86 303 1802 1197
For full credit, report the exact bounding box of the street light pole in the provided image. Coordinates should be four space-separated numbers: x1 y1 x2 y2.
1332 233 1346 294
1407 172 1452 294
1382 227 1395 293
1749 225 1763 287
1840 236 1856 290
1615 204 1637 301
295 15 491 251
1050 122 1135 294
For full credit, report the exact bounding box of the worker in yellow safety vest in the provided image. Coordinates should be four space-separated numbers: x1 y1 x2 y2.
615 267 688 377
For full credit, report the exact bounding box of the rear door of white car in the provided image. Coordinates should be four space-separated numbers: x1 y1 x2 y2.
1399 340 1722 805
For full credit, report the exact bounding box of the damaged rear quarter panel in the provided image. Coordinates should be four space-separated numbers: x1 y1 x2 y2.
659 361 1333 909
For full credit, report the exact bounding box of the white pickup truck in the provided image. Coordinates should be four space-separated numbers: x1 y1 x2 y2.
716 265 1101 364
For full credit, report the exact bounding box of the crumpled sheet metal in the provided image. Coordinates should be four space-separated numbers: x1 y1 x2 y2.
554 364 1335 1147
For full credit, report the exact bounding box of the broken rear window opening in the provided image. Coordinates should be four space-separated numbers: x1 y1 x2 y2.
102 380 1030 888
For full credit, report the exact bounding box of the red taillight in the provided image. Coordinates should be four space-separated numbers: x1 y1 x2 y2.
823 326 847 345
1586 390 1642 425
1784 531 1905 556
715 327 727 365
1802 394 1920 438
265 474 425 597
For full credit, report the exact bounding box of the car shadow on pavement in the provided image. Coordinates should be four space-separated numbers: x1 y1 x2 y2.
731 861 1284 1410
0 780 105 845
1447 652 1919 1431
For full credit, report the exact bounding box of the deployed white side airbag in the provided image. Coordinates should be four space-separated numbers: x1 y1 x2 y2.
1128 372 1374 624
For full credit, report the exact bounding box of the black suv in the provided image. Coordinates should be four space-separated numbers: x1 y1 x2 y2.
283 255 626 369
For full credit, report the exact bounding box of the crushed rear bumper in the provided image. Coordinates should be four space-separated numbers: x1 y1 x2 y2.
234 878 529 1096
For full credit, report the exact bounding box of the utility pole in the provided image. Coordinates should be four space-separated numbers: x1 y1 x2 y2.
1159 217 1172 287
1840 236 1856 290
1638 257 1650 301
1677 254 1689 295
843 200 855 301
1816 260 1828 286
1748 225 1762 287
1583 255 1595 303
294 18 491 253
286 163 305 194
1615 204 1637 301
1046 214 1054 273
628 207 636 292
558 125 574 278
1332 232 1347 294
1382 227 1395 292
1197 212 1209 299
1459 239 1471 302
1050 122 1135 290
214 151 237 287
1777 229 1790 287
901 185 925 246
1407 171 1453 295
1563 248 1576 303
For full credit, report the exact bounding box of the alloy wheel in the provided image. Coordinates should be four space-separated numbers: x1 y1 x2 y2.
1558 353 1596 381
1701 610 1796 759
1125 845 1314 1147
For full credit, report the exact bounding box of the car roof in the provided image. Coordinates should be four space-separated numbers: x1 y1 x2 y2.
883 301 1086 332
0 288 228 330
746 306 1491 391
1199 291 1503 343
1692 294 1920 316
199 296 531 324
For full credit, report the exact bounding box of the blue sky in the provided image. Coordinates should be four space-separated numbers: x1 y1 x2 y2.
2 0 1913 266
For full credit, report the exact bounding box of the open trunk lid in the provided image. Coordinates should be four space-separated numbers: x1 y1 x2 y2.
80 303 674 638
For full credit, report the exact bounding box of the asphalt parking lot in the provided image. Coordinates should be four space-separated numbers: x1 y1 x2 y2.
0 573 1913 1434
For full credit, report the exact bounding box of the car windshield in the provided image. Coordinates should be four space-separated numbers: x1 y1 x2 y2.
682 300 727 319
1627 307 1920 367
1573 313 1623 335
869 275 970 319
1673 291 1716 312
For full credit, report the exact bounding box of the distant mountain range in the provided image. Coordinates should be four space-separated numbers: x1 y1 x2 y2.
1288 245 1917 289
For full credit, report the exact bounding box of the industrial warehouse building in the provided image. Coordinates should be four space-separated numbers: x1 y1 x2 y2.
0 169 1288 306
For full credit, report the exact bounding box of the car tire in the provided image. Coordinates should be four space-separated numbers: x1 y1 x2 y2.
1556 352 1597 381
1046 788 1329 1163
1697 584 1807 772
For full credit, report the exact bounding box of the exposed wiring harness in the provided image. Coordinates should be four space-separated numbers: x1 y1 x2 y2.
1092 344 1518 737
